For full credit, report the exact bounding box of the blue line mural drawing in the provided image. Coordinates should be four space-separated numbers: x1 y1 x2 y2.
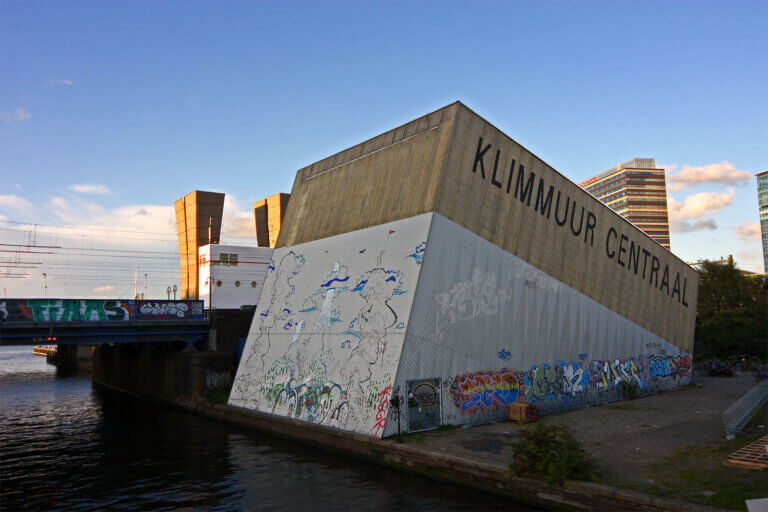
229 216 432 437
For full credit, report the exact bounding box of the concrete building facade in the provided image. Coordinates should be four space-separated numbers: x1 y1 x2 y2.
174 191 225 300
198 244 274 310
253 193 290 248
230 103 698 439
758 171 768 273
580 159 671 249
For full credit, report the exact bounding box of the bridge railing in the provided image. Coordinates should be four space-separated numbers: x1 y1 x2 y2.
0 299 205 324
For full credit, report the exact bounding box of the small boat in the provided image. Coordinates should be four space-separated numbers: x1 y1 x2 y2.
33 346 57 357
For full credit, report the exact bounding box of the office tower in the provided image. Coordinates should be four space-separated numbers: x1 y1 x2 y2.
758 171 768 272
580 158 671 249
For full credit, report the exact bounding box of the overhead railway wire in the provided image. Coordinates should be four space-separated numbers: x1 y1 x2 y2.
1 220 260 241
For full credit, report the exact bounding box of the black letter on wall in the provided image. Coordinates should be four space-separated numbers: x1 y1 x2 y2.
490 149 503 188
534 179 555 218
514 164 536 206
473 138 491 179
606 227 617 258
584 211 596 246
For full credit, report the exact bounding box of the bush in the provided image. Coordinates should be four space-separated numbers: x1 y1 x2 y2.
511 424 597 485
206 384 231 405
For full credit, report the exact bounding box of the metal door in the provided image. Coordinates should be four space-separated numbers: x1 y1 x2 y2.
407 378 441 432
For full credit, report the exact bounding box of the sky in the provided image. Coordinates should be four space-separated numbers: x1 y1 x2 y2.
1 0 766 299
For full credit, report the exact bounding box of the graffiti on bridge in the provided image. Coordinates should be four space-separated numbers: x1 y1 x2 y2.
136 300 204 320
0 299 204 323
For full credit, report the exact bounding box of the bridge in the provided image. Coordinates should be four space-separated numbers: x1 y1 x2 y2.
0 299 209 346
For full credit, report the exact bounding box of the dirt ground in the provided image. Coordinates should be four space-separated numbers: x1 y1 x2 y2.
398 373 761 485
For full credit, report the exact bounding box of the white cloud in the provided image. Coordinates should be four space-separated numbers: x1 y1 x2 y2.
222 195 256 238
736 249 764 272
70 183 111 194
667 188 734 232
735 222 762 242
47 196 176 237
0 194 36 217
2 108 32 123
666 161 752 192
51 79 74 86
93 285 115 293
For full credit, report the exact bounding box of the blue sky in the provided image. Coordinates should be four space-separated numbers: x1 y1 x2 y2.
1 1 766 297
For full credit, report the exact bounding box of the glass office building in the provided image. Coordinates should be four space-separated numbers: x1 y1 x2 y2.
580 158 671 249
758 171 768 273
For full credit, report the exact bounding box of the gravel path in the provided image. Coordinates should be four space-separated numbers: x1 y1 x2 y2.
408 374 759 484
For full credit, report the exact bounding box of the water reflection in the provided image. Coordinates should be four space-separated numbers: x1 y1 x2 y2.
0 347 534 511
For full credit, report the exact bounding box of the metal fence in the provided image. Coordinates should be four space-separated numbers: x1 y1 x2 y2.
535 373 693 416
722 381 768 439
458 373 696 427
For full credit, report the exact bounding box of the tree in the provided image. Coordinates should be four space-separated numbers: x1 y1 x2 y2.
694 259 767 359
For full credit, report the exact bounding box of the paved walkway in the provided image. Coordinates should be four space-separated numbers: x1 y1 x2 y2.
402 374 758 485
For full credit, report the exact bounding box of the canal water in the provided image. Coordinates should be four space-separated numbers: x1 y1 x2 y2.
0 346 534 511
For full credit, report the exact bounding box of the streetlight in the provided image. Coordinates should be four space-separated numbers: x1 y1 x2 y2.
42 273 47 297
172 285 177 300
166 286 171 300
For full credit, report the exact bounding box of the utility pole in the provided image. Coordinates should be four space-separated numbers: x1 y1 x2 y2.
166 286 171 300
134 270 139 299
172 285 177 300
42 273 47 297
208 217 213 312
143 273 148 300
208 253 213 312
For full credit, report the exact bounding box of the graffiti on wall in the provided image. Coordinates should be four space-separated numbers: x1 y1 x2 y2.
449 369 521 413
448 352 692 414
0 299 204 323
228 215 433 439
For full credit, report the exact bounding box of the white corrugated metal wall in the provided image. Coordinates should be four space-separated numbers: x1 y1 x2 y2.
385 213 691 436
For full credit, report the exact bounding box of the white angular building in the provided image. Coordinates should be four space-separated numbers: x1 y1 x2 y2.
198 244 273 310
230 103 698 438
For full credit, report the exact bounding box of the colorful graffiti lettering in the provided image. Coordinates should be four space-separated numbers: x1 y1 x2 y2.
269 379 344 423
0 299 203 323
373 385 391 436
137 300 202 319
675 356 692 376
449 369 520 413
588 358 645 391
451 350 692 414
648 355 692 379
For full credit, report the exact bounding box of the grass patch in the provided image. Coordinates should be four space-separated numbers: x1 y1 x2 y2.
396 432 426 444
623 421 768 511
437 424 457 431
